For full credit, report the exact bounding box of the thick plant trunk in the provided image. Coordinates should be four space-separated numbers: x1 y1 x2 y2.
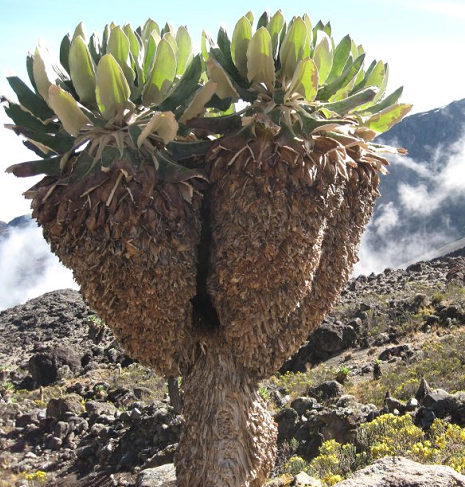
175 339 276 487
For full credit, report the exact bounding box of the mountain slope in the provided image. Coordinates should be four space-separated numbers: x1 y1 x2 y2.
356 98 465 273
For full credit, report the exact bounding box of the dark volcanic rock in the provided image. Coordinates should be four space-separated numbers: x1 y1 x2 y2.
28 345 82 386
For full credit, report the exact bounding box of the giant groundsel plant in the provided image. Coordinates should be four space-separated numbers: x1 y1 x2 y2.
3 11 411 487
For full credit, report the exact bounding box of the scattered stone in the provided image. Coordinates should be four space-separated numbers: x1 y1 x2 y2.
334 456 465 486
136 464 176 487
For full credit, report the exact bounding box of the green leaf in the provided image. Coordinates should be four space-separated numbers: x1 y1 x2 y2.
156 149 206 182
317 53 365 101
167 139 215 161
231 16 252 78
88 33 102 65
302 14 313 58
4 102 53 134
69 35 96 104
32 47 53 102
362 86 403 115
313 30 333 85
364 103 412 133
47 84 90 136
124 24 140 61
217 27 233 64
159 54 202 111
245 11 254 26
6 156 62 177
26 53 37 92
143 32 159 79
246 27 275 91
327 34 351 83
257 11 270 29
141 19 160 42
60 34 71 74
101 24 111 55
206 58 239 99
285 58 318 102
72 22 87 41
176 26 193 76
164 32 178 58
95 54 131 120
7 76 53 120
279 17 308 81
107 26 135 87
322 86 378 115
128 124 142 146
267 10 284 55
179 81 217 124
161 22 175 37
201 30 213 61
5 107 74 154
142 38 177 106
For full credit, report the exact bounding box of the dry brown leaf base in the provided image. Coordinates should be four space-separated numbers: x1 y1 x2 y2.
28 160 201 376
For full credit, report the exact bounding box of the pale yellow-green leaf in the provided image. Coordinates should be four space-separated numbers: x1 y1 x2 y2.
176 26 193 76
137 111 178 146
141 19 160 42
201 30 210 61
179 81 217 124
267 10 284 55
47 84 90 136
72 22 87 41
95 54 131 120
69 35 96 104
364 103 412 133
206 58 239 99
142 38 177 106
231 16 252 78
313 30 333 85
163 32 178 58
107 26 135 87
302 14 313 58
245 11 254 25
33 46 54 102
285 58 318 102
123 24 140 60
246 27 275 92
279 17 307 81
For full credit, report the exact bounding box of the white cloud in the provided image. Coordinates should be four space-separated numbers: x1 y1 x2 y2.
354 135 465 276
372 202 400 237
397 138 465 216
0 224 78 311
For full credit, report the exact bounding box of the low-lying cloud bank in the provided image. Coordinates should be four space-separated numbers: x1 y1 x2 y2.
354 136 465 275
0 223 78 311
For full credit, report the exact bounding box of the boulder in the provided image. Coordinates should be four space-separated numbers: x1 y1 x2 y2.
28 346 81 386
46 394 84 421
334 456 465 486
136 464 176 487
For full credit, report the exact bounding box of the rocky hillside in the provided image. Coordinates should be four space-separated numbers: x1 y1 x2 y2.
0 251 464 486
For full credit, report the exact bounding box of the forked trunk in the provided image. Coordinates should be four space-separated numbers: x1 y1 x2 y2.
175 338 276 487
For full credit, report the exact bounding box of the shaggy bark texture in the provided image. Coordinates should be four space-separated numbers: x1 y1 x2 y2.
175 340 276 487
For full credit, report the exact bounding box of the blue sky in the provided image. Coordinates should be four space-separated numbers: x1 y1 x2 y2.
1 0 465 221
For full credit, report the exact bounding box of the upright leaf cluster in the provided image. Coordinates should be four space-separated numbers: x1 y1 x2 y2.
2 11 412 182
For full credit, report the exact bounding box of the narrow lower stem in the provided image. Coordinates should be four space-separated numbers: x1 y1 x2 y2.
175 342 276 487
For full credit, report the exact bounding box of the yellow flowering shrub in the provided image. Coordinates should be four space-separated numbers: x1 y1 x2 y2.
20 470 47 483
279 414 465 486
